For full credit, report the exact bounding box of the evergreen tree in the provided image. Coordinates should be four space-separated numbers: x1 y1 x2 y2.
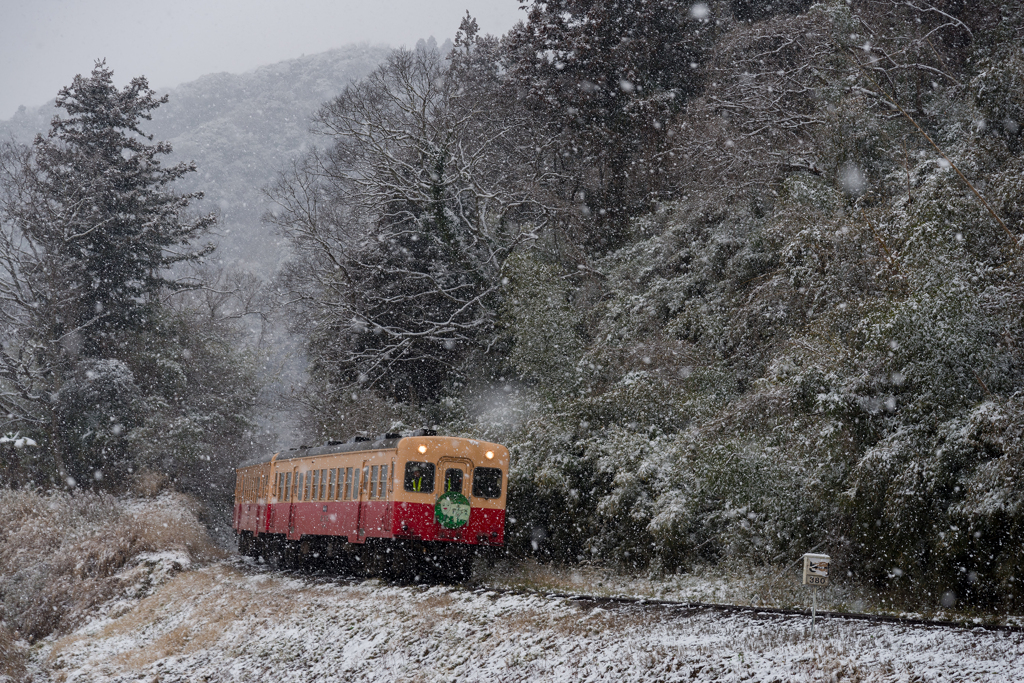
22 61 214 356
502 0 717 248
0 62 259 491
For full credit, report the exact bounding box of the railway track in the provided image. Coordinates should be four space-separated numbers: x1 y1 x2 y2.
232 558 1024 634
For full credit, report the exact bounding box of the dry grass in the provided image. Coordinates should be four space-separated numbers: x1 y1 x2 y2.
72 567 296 669
0 625 26 682
129 469 170 498
0 489 223 642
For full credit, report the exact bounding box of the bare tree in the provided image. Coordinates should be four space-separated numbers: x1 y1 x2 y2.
269 36 555 407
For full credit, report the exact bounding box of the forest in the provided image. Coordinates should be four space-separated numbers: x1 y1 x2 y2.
3 0 1024 616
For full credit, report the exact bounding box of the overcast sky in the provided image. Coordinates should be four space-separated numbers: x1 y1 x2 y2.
0 0 525 120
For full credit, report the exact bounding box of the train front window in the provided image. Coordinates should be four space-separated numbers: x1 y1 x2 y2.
404 462 435 493
472 467 503 499
443 468 463 494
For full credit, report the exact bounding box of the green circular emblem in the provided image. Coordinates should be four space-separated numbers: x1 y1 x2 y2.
435 491 471 528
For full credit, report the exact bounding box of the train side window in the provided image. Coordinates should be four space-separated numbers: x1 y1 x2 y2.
353 468 362 499
328 469 336 500
343 467 352 500
336 468 343 500
444 468 463 495
472 468 503 499
404 462 435 493
370 466 379 500
284 472 291 501
319 469 327 500
379 465 388 499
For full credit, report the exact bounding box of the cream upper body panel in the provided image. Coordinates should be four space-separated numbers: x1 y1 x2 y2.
239 436 509 508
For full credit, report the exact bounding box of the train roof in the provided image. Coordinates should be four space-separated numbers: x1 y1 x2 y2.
237 430 478 469
238 436 402 469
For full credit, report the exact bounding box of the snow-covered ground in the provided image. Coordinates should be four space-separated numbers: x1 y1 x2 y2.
18 559 1024 682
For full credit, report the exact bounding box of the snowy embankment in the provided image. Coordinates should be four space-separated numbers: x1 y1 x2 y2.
2 492 1022 681
19 560 1024 682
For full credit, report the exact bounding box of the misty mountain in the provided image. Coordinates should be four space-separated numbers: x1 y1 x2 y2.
0 44 391 272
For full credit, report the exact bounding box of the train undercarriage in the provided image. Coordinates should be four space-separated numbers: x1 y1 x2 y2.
236 530 477 582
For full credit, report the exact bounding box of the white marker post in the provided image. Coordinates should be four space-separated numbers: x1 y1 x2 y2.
802 553 830 637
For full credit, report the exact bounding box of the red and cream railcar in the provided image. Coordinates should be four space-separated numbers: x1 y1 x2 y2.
232 432 508 579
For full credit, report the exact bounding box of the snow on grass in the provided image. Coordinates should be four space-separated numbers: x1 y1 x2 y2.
479 559 1023 626
27 562 1024 682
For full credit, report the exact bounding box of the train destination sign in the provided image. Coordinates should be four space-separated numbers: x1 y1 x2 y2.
802 553 830 586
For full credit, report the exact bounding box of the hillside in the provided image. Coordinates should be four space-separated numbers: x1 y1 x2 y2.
0 45 389 271
261 0 1024 617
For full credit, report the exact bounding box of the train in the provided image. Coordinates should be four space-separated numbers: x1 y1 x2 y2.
232 430 509 581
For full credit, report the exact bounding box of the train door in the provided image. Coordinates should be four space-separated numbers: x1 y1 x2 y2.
356 461 371 540
382 457 395 531
437 457 473 497
287 465 300 540
435 457 473 536
256 472 265 536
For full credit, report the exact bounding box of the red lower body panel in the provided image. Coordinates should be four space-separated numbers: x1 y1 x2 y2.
235 500 504 546
393 502 504 545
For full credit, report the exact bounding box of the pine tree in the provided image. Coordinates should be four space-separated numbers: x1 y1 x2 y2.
0 62 228 489
23 61 214 356
502 0 717 248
